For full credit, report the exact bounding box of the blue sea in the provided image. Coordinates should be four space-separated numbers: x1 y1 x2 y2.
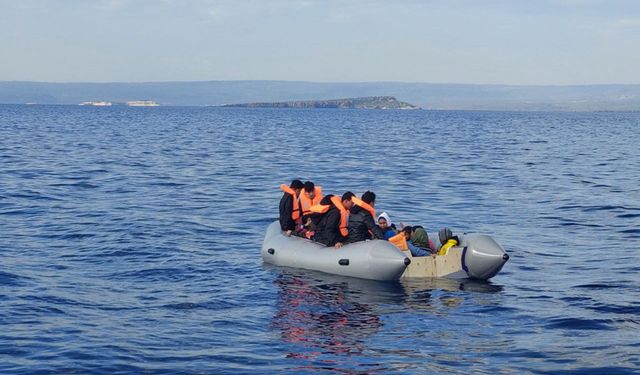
1 105 639 374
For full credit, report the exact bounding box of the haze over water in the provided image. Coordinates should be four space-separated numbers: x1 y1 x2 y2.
1 105 639 374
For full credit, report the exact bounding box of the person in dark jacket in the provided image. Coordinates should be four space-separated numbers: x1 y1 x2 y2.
346 191 385 243
279 179 304 235
313 192 354 248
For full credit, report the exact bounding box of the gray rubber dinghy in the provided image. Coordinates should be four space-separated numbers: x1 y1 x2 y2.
262 221 509 281
262 221 410 281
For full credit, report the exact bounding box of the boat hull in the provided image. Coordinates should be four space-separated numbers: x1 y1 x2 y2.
262 221 409 281
401 234 509 280
262 222 509 281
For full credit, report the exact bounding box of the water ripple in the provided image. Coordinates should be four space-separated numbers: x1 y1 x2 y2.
1 106 639 374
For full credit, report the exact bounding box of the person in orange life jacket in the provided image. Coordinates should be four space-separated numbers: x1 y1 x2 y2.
300 181 323 220
279 179 304 236
346 191 385 243
299 181 323 237
390 226 430 257
312 192 355 249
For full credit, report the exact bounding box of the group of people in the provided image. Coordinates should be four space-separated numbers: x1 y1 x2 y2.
278 180 459 257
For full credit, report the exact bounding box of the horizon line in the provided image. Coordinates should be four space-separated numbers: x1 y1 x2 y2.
2 79 640 87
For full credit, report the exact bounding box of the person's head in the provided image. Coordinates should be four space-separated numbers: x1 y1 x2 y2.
341 191 355 210
439 227 453 244
290 179 304 194
401 226 413 240
361 191 376 207
411 227 430 248
303 181 315 198
377 212 391 229
320 194 333 205
378 217 388 229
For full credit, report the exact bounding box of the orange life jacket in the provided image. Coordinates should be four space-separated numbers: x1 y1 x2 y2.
351 196 376 219
309 195 349 237
280 184 300 221
330 196 349 237
299 186 323 216
310 203 329 214
389 233 409 251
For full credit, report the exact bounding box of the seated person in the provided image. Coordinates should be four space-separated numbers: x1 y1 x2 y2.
410 226 437 254
389 226 430 257
312 192 354 248
377 212 397 240
300 216 318 239
438 227 460 255
346 191 385 243
299 180 323 218
279 179 304 236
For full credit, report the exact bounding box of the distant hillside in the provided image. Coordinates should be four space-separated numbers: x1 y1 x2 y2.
222 96 419 109
1 80 640 111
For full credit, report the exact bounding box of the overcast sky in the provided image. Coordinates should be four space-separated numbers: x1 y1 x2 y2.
1 0 639 84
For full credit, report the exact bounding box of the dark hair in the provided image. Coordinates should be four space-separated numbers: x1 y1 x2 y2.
361 191 376 204
402 226 412 235
290 179 304 189
341 191 355 202
304 181 315 193
320 194 333 205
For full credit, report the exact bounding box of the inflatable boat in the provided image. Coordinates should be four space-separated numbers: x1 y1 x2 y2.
262 221 409 281
262 221 509 281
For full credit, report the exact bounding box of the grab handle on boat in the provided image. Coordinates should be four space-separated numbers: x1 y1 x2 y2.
339 259 350 266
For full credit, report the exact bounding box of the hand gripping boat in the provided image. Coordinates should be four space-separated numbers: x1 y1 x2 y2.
262 221 509 281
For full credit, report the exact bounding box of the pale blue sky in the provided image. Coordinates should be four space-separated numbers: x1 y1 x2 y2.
1 0 639 84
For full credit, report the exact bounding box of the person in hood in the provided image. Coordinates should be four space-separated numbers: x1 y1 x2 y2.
377 212 397 240
411 226 437 254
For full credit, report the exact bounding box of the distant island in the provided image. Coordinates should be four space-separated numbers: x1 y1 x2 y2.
221 96 420 109
2 80 640 111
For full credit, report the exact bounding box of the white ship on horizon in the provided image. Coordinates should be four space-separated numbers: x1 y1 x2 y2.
79 101 112 106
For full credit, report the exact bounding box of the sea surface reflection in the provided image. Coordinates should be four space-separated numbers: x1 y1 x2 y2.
268 266 507 373
1 106 638 373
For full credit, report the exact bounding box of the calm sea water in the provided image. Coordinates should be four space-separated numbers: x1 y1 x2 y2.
1 105 639 374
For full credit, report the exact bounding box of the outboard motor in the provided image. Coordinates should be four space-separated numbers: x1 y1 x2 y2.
460 234 509 280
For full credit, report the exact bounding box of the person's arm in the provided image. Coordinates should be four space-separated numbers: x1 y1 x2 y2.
364 214 385 239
